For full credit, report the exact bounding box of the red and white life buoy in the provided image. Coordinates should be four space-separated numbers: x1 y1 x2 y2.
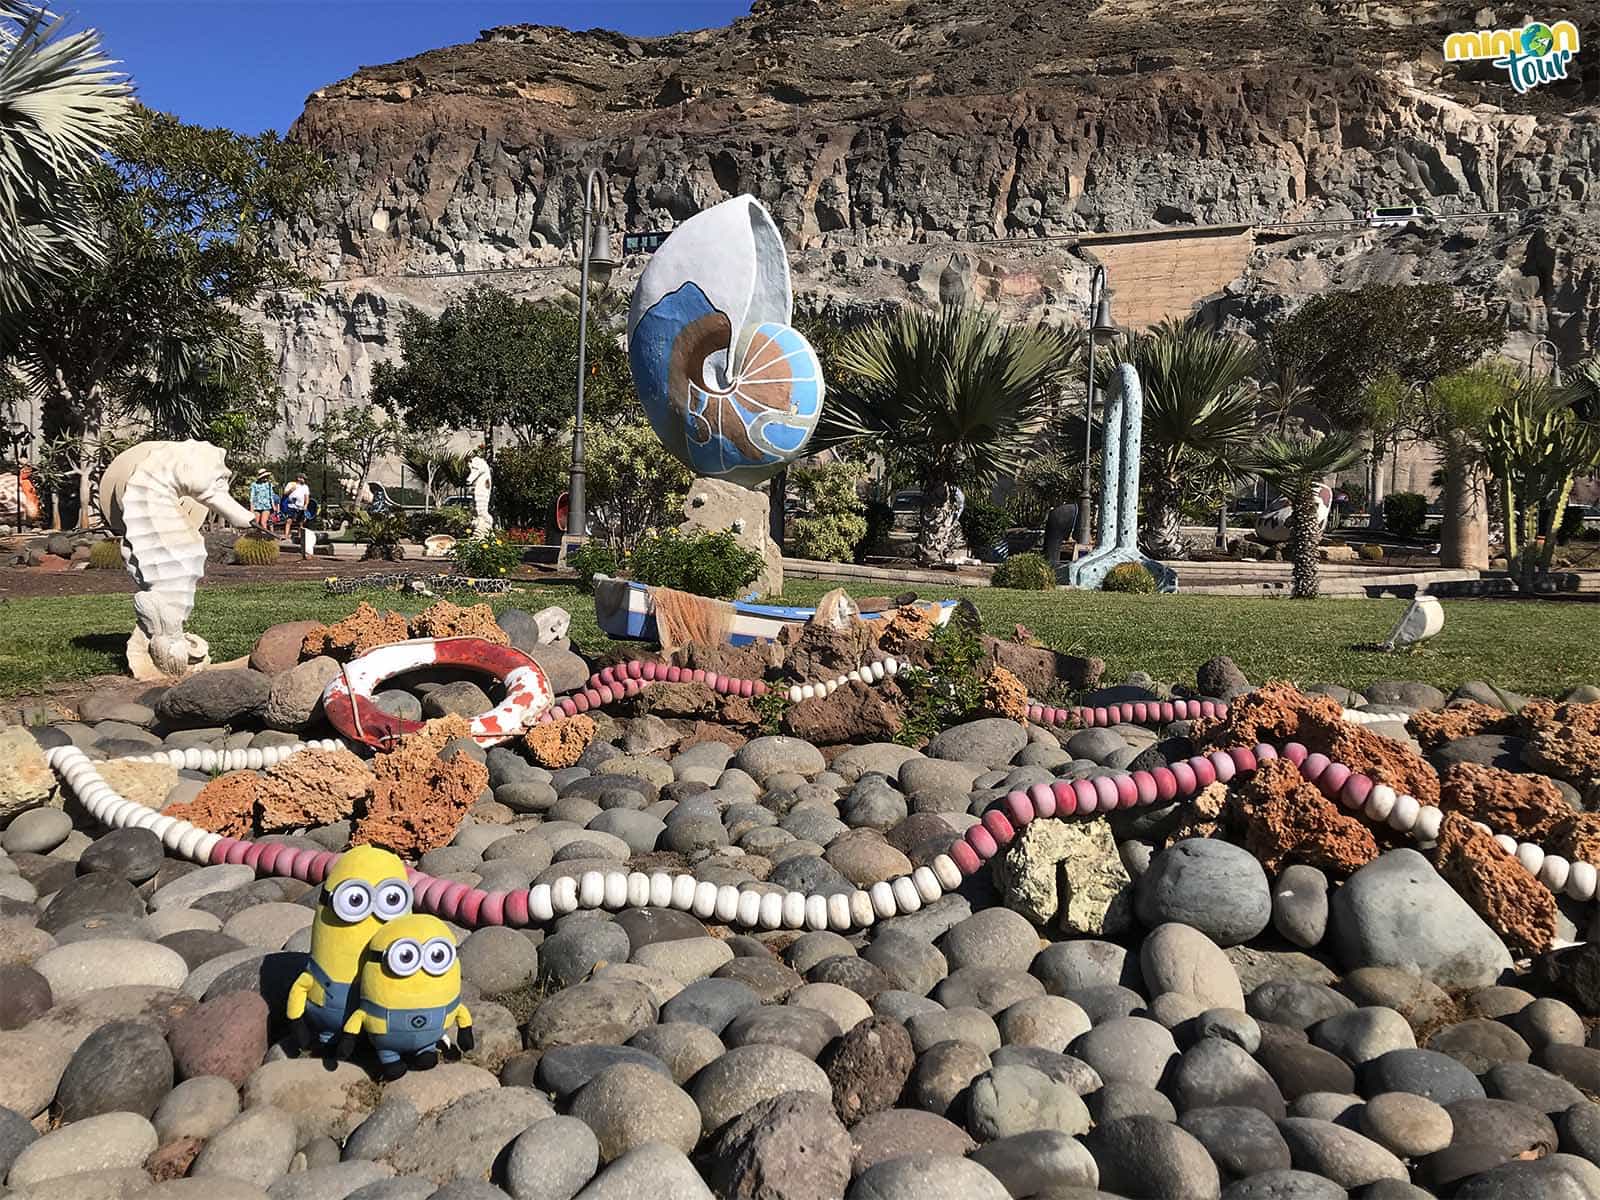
321 637 553 748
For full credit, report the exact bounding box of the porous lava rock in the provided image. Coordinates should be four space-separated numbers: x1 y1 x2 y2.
1519 700 1600 800
1433 813 1557 958
1438 762 1573 842
1230 758 1379 878
1411 703 1517 753
980 666 1028 722
354 716 489 855
820 1016 916 1125
526 715 596 769
301 602 411 662
978 637 1104 694
409 600 510 644
778 618 877 682
875 605 936 655
255 749 371 832
782 682 904 745
1197 681 1439 806
165 772 256 838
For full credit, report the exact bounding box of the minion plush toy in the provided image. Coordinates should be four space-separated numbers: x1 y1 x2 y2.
286 846 415 1052
338 913 473 1079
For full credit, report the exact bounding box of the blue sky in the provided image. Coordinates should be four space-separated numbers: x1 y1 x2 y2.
62 0 752 135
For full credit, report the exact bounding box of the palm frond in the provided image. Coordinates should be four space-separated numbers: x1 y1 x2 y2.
1103 318 1259 463
1247 430 1363 491
0 3 132 314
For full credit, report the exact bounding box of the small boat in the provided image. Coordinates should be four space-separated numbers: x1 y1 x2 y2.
593 577 959 646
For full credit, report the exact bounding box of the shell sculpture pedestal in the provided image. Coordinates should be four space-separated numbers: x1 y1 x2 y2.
101 441 254 680
1067 364 1176 592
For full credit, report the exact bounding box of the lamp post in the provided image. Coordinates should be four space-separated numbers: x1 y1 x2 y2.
569 167 617 547
1529 338 1560 385
1075 265 1118 548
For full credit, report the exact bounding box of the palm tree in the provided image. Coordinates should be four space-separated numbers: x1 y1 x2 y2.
1102 318 1259 559
1255 361 1316 435
826 303 1076 562
1248 431 1362 598
0 3 131 322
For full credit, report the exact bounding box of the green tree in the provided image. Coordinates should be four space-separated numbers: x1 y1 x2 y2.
7 108 329 525
1415 363 1521 568
1102 318 1259 559
395 425 467 509
0 2 132 323
825 304 1073 562
372 284 632 454
585 418 692 550
310 405 394 506
1247 431 1363 598
789 459 867 562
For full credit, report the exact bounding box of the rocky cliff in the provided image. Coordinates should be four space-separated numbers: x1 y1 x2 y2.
255 0 1600 434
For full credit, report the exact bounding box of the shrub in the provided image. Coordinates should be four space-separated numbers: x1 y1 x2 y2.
1358 543 1385 560
452 531 522 578
629 528 762 599
960 498 1011 560
1382 492 1428 539
991 551 1055 590
490 442 565 530
355 511 407 561
232 532 280 566
567 542 619 593
855 500 895 563
1102 562 1157 593
1007 452 1077 528
408 506 474 540
87 538 123 569
789 461 867 563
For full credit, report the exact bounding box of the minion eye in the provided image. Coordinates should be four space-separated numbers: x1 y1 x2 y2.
384 939 422 977
329 880 374 922
373 879 413 919
421 938 456 976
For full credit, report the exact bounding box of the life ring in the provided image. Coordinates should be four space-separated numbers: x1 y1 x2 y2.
321 637 554 748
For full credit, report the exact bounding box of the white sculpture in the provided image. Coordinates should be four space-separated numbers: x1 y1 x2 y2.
422 534 457 559
532 606 571 644
1380 595 1445 652
468 455 493 537
1256 484 1333 544
101 441 252 679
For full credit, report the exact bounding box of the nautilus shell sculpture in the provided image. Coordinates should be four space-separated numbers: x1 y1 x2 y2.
101 440 253 679
627 195 825 485
1256 484 1333 544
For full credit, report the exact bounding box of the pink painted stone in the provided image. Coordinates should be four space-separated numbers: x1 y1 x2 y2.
1160 701 1176 722
1229 746 1258 773
1051 780 1077 816
1301 752 1331 782
1092 776 1118 812
310 852 336 882
1005 791 1035 827
1282 742 1307 766
1027 782 1056 819
1341 772 1374 811
577 692 595 713
458 888 486 925
255 843 283 874
1027 705 1042 724
1129 702 1145 723
1209 751 1236 784
753 680 767 697
480 891 506 926
1073 778 1099 814
1114 773 1138 808
640 661 656 680
243 843 267 869
504 889 529 926
560 698 578 716
1133 770 1158 806
692 668 707 683
209 839 233 865
225 840 249 865
421 877 451 911
951 840 982 876
1170 761 1197 796
666 665 683 683
595 685 613 705
1318 761 1351 800
1189 756 1218 789
965 824 998 860
627 660 644 679
599 666 615 685
1254 743 1278 763
1201 700 1218 719
1094 706 1110 727
982 810 1016 845
736 678 752 698
1153 768 1178 803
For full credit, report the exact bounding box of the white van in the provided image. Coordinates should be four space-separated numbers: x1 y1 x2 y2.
1368 205 1438 228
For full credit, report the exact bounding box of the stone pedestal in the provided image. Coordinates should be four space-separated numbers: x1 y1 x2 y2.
682 477 782 596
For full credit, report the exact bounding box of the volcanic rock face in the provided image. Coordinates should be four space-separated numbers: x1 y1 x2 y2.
253 0 1600 427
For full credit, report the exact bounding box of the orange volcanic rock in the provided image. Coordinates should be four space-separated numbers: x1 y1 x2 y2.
1520 701 1600 799
1410 702 1518 752
1434 813 1557 958
525 714 595 769
1545 814 1600 869
408 600 510 643
875 604 935 655
256 749 372 833
301 602 411 662
1196 681 1439 806
981 665 1028 723
1231 757 1380 878
164 771 257 838
353 715 487 856
1439 762 1573 843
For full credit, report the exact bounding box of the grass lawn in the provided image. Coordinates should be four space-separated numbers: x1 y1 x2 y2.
0 576 1593 701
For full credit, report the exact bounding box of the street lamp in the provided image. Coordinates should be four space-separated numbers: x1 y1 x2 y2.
569 167 617 547
1530 338 1560 385
1075 265 1119 547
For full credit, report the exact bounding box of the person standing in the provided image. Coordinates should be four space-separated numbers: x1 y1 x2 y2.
284 474 311 537
250 469 275 532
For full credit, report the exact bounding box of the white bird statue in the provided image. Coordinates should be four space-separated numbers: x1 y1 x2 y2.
1380 595 1444 652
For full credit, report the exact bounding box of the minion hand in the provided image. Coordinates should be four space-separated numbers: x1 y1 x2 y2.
334 1033 357 1060
290 1018 314 1052
456 1026 475 1053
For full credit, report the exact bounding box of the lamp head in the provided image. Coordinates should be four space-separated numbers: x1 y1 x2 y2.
586 216 617 286
1090 294 1118 345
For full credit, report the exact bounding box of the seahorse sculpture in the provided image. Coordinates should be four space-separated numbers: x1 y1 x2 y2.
628 194 825 486
467 455 493 537
101 440 253 679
